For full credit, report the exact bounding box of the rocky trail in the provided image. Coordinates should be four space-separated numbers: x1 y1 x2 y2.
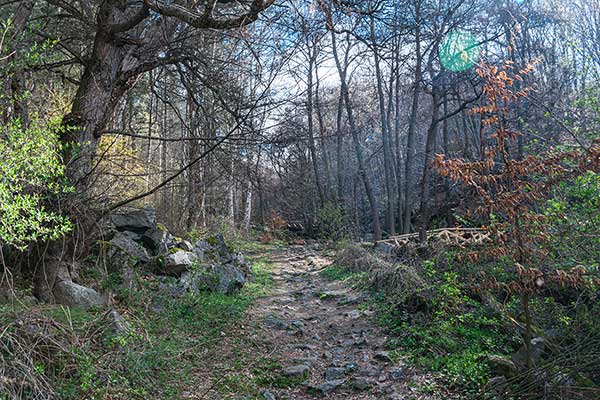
187 245 441 400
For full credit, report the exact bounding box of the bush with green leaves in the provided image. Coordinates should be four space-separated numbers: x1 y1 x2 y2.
544 171 600 267
0 118 73 250
315 202 347 241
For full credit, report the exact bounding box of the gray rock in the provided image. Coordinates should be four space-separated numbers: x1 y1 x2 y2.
390 367 404 381
198 263 246 294
308 379 345 395
374 351 392 363
351 377 371 391
144 228 177 254
551 372 575 388
179 240 194 252
108 231 151 267
265 315 289 330
53 281 104 309
358 364 379 377
107 309 131 335
283 364 310 378
325 367 345 381
346 310 361 319
121 267 137 295
344 363 358 373
178 263 245 295
22 295 38 306
338 294 365 306
150 300 165 314
211 233 232 261
261 391 276 400
110 207 156 232
162 250 198 276
483 355 518 378
295 343 316 351
156 275 186 297
228 253 251 275
318 290 346 300
192 240 211 261
291 357 318 367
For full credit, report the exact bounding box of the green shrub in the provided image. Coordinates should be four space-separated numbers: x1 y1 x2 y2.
315 202 348 241
0 118 73 250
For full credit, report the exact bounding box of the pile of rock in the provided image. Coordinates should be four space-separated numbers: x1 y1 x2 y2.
54 207 250 309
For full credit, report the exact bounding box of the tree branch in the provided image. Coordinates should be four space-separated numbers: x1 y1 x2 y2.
144 0 274 30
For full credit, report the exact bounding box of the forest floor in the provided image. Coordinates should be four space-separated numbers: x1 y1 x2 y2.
183 244 444 400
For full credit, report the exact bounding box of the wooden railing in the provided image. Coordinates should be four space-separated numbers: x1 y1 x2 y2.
376 227 491 249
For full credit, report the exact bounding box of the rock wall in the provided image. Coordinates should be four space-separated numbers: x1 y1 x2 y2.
53 207 251 308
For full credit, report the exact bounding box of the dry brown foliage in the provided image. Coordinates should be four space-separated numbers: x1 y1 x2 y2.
435 60 600 369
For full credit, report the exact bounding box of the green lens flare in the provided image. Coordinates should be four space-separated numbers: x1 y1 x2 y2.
439 30 480 72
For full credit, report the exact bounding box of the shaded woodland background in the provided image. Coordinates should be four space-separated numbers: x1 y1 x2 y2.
0 0 600 398
3 0 599 240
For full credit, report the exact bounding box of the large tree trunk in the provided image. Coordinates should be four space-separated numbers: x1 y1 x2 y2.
3 0 35 125
336 91 345 202
418 91 441 241
314 61 332 195
62 30 132 186
335 34 351 203
370 14 396 236
330 30 381 241
243 181 253 234
402 0 422 234
306 43 326 207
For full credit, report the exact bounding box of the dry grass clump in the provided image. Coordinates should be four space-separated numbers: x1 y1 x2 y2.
0 310 75 400
335 244 427 297
335 244 385 273
0 306 130 400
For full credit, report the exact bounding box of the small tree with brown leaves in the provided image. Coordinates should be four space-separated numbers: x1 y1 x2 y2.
435 60 600 370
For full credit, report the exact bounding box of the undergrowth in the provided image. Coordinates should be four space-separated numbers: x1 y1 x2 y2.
331 235 600 398
0 254 276 399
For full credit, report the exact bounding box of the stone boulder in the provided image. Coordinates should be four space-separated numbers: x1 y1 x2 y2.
179 263 246 294
207 263 246 294
53 281 104 309
192 240 211 261
143 228 178 255
210 233 233 262
107 231 151 269
161 250 198 276
107 309 131 335
482 355 518 378
179 240 194 252
110 207 156 232
228 253 251 276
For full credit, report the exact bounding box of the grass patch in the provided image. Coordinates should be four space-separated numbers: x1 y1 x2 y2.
329 243 519 397
320 263 368 288
0 249 276 399
243 257 275 297
213 356 306 399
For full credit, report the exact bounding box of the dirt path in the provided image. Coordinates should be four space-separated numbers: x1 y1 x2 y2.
188 244 441 400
